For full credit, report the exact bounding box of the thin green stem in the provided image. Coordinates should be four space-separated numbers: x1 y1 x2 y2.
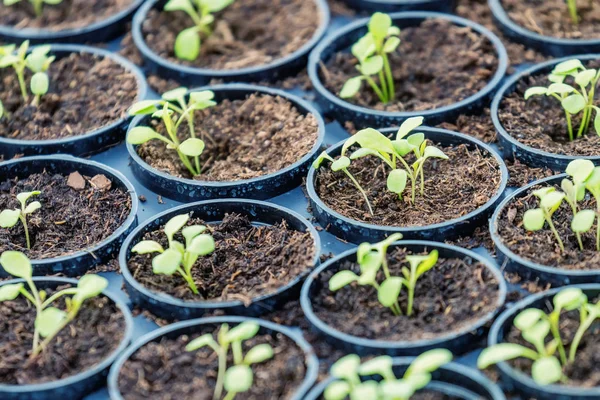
41 288 78 309
565 111 574 142
364 75 387 104
18 288 36 305
569 312 597 362
177 151 199 176
33 0 43 18
19 214 30 250
232 341 243 365
567 0 579 24
378 70 389 103
223 392 236 400
16 69 28 104
546 214 565 253
342 168 374 215
382 53 395 102
177 267 199 295
549 315 567 365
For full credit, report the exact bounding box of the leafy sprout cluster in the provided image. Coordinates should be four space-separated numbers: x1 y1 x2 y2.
340 12 400 104
3 0 62 18
329 234 440 317
128 87 217 177
524 59 600 142
478 287 599 385
324 349 452 400
186 321 273 400
0 251 108 357
313 117 448 215
131 213 215 296
0 191 41 250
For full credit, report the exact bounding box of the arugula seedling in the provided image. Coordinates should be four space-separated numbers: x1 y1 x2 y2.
402 250 439 317
186 321 273 400
131 213 215 295
523 187 566 253
0 251 107 357
0 191 41 250
3 0 62 18
584 166 600 251
562 159 595 250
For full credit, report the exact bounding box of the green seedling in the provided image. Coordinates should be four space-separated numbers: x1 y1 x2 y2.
324 349 452 400
3 0 62 18
523 187 566 253
164 0 235 61
0 251 108 357
0 191 41 249
340 12 400 104
186 321 273 400
562 159 595 250
584 165 600 251
131 213 215 295
128 88 217 176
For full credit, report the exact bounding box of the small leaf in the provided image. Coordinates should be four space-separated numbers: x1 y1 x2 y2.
368 12 392 40
351 381 378 400
331 156 351 172
24 201 41 214
186 333 215 351
131 240 164 254
187 234 215 256
407 133 425 149
377 277 402 307
424 146 449 160
379 381 414 399
383 36 401 53
0 209 20 228
513 308 544 332
532 356 563 385
351 33 376 61
225 321 260 342
73 275 108 304
547 83 576 95
30 72 49 96
562 94 586 114
329 270 359 291
182 225 207 247
174 27 200 61
477 343 538 369
189 90 215 103
0 283 24 301
127 127 164 145
415 249 439 277
572 209 595 233
179 138 205 157
203 0 235 12
403 372 432 391
340 76 363 98
540 191 565 214
323 381 350 400
522 320 551 348
566 159 595 184
554 287 585 311
575 69 597 87
0 251 32 279
406 348 452 376
331 354 360 379
244 343 274 364
16 191 40 206
533 187 555 199
164 0 195 13
350 147 378 160
524 86 548 100
359 55 383 76
553 59 584 75
386 169 407 194
152 248 182 275
162 87 188 102
357 355 393 377
392 139 414 157
128 100 160 116
224 365 253 393
164 214 189 242
346 127 395 154
35 307 67 338
312 151 333 169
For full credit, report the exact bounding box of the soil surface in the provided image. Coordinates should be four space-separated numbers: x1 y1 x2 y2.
0 284 125 384
0 52 138 141
315 142 502 226
118 326 307 400
503 0 600 39
321 19 499 112
437 108 498 144
0 170 132 259
128 213 315 302
310 247 501 341
142 0 320 70
137 93 319 181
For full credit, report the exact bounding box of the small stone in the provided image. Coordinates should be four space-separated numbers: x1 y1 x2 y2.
139 195 147 203
90 174 112 191
67 171 86 190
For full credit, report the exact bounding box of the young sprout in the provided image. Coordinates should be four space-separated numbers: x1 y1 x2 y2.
402 250 439 317
131 213 215 295
584 166 600 251
523 187 566 253
0 251 108 357
562 159 595 250
566 0 580 24
0 191 41 250
3 0 62 18
186 321 273 400
340 12 400 104
324 349 452 400
164 0 235 61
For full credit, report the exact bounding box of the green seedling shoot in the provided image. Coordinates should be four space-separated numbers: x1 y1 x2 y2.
584 165 600 251
3 0 62 18
523 187 566 253
186 321 273 400
0 251 108 357
566 0 581 24
324 349 453 400
0 191 41 249
340 12 400 104
562 159 595 250
131 213 215 295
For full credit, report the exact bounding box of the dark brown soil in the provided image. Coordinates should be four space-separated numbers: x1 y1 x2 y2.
437 108 498 144
320 19 499 112
0 170 132 259
311 247 501 341
315 143 502 227
142 0 320 70
0 284 125 384
0 0 133 31
137 93 319 181
128 213 315 302
118 326 307 400
0 52 138 141
505 158 554 187
446 227 496 255
503 0 600 39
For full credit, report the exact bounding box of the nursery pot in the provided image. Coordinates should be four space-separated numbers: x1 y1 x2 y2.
0 155 139 277
308 11 508 128
488 284 600 400
300 241 507 356
131 0 330 85
107 316 319 400
0 277 134 400
306 126 508 244
0 45 148 159
339 0 455 13
119 199 321 321
127 84 325 202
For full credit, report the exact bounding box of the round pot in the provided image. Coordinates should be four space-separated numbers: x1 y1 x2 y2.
0 44 148 159
491 55 600 172
340 0 455 12
306 357 505 400
306 126 508 244
0 155 139 277
488 0 600 57
131 0 330 85
127 84 326 202
119 199 321 321
0 0 144 44
107 316 319 400
0 277 134 400
300 241 507 356
490 174 600 286
488 284 600 400
308 11 508 129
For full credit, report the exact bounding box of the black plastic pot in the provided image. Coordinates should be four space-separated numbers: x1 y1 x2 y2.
127 84 326 202
131 0 330 85
306 357 505 400
0 0 144 44
107 316 319 400
488 284 600 400
300 241 507 356
0 277 134 400
0 45 148 159
308 11 508 129
119 199 321 321
0 155 139 277
488 0 600 57
306 126 508 244
340 0 455 12
491 55 600 172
